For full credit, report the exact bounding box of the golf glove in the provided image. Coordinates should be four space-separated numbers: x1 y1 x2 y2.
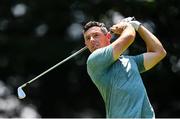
121 16 141 31
129 20 141 31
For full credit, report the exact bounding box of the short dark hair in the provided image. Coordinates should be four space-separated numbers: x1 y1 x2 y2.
83 21 108 34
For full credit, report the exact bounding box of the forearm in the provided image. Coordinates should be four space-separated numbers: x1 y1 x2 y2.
111 22 136 60
137 25 166 54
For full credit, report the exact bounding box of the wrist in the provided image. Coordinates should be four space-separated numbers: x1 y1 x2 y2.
129 21 141 31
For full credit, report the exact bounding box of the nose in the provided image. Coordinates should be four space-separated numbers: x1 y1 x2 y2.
90 36 95 42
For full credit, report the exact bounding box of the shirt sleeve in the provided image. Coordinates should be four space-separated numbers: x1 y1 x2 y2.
87 45 114 74
131 54 146 73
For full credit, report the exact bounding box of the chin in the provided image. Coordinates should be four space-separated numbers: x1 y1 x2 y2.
90 48 98 52
90 49 96 52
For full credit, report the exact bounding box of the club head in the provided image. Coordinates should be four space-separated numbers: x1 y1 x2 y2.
17 87 26 99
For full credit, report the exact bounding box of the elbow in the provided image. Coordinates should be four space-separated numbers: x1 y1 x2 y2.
162 49 167 58
159 47 167 59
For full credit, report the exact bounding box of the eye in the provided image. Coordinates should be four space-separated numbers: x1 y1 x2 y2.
93 33 99 37
85 37 90 41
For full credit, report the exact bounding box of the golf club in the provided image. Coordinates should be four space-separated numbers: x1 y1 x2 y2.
17 46 87 99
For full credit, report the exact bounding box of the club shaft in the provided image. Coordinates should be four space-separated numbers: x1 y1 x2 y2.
21 46 87 88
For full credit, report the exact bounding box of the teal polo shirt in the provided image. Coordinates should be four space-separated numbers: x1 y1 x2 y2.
87 45 155 118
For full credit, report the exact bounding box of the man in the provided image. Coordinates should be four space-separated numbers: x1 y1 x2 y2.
83 18 166 118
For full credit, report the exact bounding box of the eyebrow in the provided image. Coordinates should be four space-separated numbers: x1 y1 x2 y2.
85 32 100 38
86 31 101 35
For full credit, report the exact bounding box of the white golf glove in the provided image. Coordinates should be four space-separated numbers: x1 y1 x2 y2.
129 20 141 31
121 17 141 31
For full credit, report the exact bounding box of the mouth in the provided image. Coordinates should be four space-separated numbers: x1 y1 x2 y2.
91 43 99 51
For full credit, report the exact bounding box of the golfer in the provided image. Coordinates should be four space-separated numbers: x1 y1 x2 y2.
83 18 166 118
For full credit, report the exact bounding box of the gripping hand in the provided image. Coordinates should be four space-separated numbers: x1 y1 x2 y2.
121 16 141 31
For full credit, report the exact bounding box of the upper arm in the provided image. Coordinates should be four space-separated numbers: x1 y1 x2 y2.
143 51 166 71
137 25 167 70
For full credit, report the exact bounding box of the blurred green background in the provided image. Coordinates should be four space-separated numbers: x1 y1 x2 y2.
0 0 180 117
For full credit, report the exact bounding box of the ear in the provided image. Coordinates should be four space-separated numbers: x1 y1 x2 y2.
106 32 112 40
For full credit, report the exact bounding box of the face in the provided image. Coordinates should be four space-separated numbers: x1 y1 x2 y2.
84 26 111 52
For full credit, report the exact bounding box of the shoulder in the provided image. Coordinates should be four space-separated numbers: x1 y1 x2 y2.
87 45 114 72
87 45 113 64
127 54 145 73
